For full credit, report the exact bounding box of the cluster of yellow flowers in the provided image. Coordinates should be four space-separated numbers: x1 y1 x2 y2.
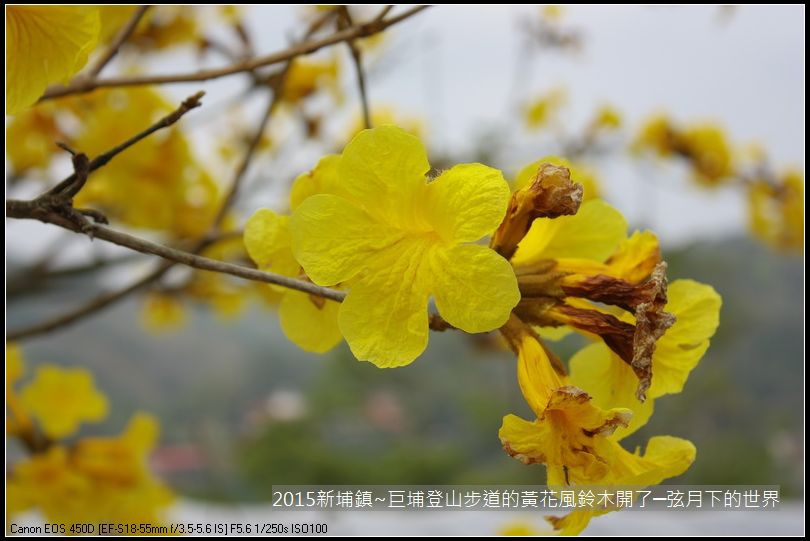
6 345 173 526
243 126 721 532
634 114 804 251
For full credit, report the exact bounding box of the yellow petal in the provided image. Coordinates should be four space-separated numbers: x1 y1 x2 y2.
596 435 696 485
648 279 721 398
515 331 565 415
337 125 430 220
603 230 661 283
6 7 100 114
426 164 511 242
291 194 404 286
499 413 552 466
512 200 627 267
19 365 108 439
430 243 519 333
338 240 431 367
569 342 654 440
7 343 24 387
279 290 343 354
289 154 342 210
243 209 299 277
536 326 573 341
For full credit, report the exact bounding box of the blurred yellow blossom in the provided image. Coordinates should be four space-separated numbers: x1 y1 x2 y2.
282 56 342 105
20 365 108 439
748 169 804 251
142 292 187 332
524 88 567 130
5 104 64 172
71 87 219 238
592 105 622 131
291 126 519 367
634 115 735 185
6 6 100 114
7 414 173 526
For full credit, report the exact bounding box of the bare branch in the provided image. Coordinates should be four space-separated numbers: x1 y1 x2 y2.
7 262 172 341
339 7 372 129
7 205 346 302
86 5 151 78
40 6 430 99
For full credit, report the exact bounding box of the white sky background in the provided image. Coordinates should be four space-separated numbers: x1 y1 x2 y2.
336 4 805 246
6 5 805 267
161 4 808 245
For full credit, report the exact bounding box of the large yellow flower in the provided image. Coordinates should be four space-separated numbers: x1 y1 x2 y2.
20 365 108 439
291 126 519 367
6 6 100 115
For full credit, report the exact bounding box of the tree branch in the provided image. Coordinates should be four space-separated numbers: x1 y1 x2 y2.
86 5 151 78
46 91 205 197
7 206 346 302
40 6 429 99
339 7 372 129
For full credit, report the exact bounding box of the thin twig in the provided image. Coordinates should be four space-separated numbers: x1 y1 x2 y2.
339 7 372 129
373 5 395 23
7 262 172 341
40 6 430 99
86 5 151 77
6 206 347 302
46 91 205 197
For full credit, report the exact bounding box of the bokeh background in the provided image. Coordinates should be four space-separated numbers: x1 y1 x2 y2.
6 5 804 534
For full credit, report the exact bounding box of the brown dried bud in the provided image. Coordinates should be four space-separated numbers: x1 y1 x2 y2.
490 163 583 260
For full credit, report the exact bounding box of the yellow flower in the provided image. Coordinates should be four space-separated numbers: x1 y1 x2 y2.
20 365 108 439
72 87 219 238
7 414 173 525
245 166 343 354
6 343 34 437
633 115 735 185
514 156 601 201
592 105 622 131
633 114 676 156
499 521 545 536
142 293 187 332
748 169 804 251
291 126 519 367
569 279 721 439
524 88 567 130
680 124 735 184
282 56 342 104
498 317 695 489
7 343 24 388
6 6 100 114
5 103 63 172
511 198 627 268
504 191 677 401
